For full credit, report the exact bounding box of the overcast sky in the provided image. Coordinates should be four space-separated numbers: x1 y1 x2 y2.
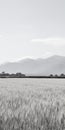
0 0 65 64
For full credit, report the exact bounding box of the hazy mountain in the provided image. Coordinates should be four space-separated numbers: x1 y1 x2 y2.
0 55 65 76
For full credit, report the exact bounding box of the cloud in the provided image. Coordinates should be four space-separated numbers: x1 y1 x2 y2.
0 35 3 38
0 34 9 40
30 37 65 57
31 38 65 44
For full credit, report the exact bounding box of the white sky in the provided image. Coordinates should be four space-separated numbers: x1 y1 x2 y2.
0 0 65 64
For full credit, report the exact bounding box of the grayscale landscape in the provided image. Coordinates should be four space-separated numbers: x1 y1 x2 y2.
0 0 65 130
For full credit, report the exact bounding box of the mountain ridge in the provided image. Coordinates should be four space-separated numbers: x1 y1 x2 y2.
0 55 65 76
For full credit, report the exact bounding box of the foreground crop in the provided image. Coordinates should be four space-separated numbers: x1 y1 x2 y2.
0 88 65 130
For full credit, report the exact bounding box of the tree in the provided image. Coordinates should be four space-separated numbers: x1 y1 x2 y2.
60 73 65 77
50 74 53 77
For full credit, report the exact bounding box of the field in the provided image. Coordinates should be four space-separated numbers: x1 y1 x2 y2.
0 78 65 130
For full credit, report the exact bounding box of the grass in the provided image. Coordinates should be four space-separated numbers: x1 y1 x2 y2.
0 89 65 130
0 78 65 130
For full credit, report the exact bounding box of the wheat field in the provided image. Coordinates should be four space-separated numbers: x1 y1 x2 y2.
0 78 65 130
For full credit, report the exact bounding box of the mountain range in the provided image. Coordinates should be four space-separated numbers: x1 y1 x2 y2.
0 55 65 76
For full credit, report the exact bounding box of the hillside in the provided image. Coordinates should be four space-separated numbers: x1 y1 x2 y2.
0 55 65 75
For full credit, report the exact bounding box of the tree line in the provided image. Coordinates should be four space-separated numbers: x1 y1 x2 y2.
0 72 65 78
0 72 25 78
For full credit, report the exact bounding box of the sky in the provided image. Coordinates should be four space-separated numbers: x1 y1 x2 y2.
0 0 65 64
